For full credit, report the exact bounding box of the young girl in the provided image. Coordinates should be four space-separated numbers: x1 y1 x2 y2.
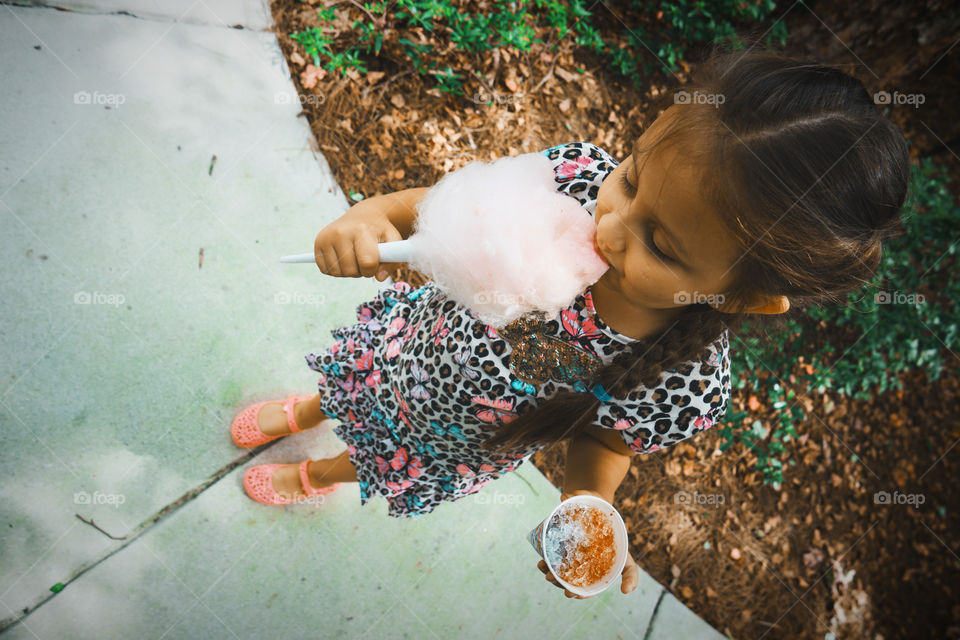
232 47 908 593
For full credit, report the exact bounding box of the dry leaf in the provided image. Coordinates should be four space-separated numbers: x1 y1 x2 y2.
803 547 825 568
748 395 761 411
665 460 681 476
671 564 681 578
300 64 325 89
558 98 571 112
680 586 694 599
763 515 782 532
290 51 306 67
893 467 909 486
390 94 406 108
554 67 578 83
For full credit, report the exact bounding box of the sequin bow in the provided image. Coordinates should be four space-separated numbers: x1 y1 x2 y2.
496 313 603 386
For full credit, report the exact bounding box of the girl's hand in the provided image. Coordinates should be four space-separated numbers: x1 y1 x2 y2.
313 200 406 280
536 489 640 599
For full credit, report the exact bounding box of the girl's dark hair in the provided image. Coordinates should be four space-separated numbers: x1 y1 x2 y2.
479 42 911 455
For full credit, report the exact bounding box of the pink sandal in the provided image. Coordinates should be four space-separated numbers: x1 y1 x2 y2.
231 393 316 448
243 460 342 506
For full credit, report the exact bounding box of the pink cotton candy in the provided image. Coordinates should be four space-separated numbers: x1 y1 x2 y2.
406 152 611 329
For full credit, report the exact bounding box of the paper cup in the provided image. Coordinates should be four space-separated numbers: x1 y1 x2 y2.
528 495 628 597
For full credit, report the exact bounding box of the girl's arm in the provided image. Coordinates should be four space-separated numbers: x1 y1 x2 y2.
345 186 429 239
547 434 642 599
562 432 633 504
313 186 429 278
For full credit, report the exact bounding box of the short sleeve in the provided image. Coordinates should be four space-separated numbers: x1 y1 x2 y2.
541 142 620 216
592 330 732 454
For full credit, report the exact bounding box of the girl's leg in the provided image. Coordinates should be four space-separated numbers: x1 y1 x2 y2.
271 449 359 497
259 392 334 436
307 449 359 485
294 392 334 429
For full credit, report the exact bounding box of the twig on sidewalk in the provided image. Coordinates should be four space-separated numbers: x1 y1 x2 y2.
75 514 127 540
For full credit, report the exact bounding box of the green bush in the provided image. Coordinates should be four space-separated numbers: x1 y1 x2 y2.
289 0 789 94
722 156 960 486
581 0 787 86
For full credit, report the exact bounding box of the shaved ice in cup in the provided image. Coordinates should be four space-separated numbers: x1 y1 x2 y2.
527 495 628 597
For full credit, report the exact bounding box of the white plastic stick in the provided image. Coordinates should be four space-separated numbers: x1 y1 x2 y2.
279 239 415 264
377 239 415 262
278 253 316 263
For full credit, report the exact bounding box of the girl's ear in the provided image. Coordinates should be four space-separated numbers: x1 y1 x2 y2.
744 295 790 314
711 295 790 315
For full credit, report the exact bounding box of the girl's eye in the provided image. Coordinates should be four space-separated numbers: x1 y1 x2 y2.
645 225 672 262
619 168 637 197
617 162 671 262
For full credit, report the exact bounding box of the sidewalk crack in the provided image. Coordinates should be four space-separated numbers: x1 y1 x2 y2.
0 450 260 633
641 588 667 640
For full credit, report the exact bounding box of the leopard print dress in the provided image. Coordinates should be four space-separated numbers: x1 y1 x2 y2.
305 142 731 518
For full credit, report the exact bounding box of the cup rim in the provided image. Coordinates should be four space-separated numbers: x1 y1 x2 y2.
540 495 628 597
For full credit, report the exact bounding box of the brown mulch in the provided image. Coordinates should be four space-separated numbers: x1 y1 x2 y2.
535 365 960 640
267 2 960 638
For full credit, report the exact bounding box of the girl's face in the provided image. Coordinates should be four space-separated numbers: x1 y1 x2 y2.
594 106 741 313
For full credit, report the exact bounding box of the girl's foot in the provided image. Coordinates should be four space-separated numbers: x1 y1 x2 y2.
270 460 337 499
257 396 324 437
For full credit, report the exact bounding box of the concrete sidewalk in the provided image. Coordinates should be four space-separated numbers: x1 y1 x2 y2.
0 2 728 638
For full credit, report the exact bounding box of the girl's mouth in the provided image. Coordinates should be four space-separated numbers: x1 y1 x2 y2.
593 237 609 264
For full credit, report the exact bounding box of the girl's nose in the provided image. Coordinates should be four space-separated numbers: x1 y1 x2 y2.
596 210 627 256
